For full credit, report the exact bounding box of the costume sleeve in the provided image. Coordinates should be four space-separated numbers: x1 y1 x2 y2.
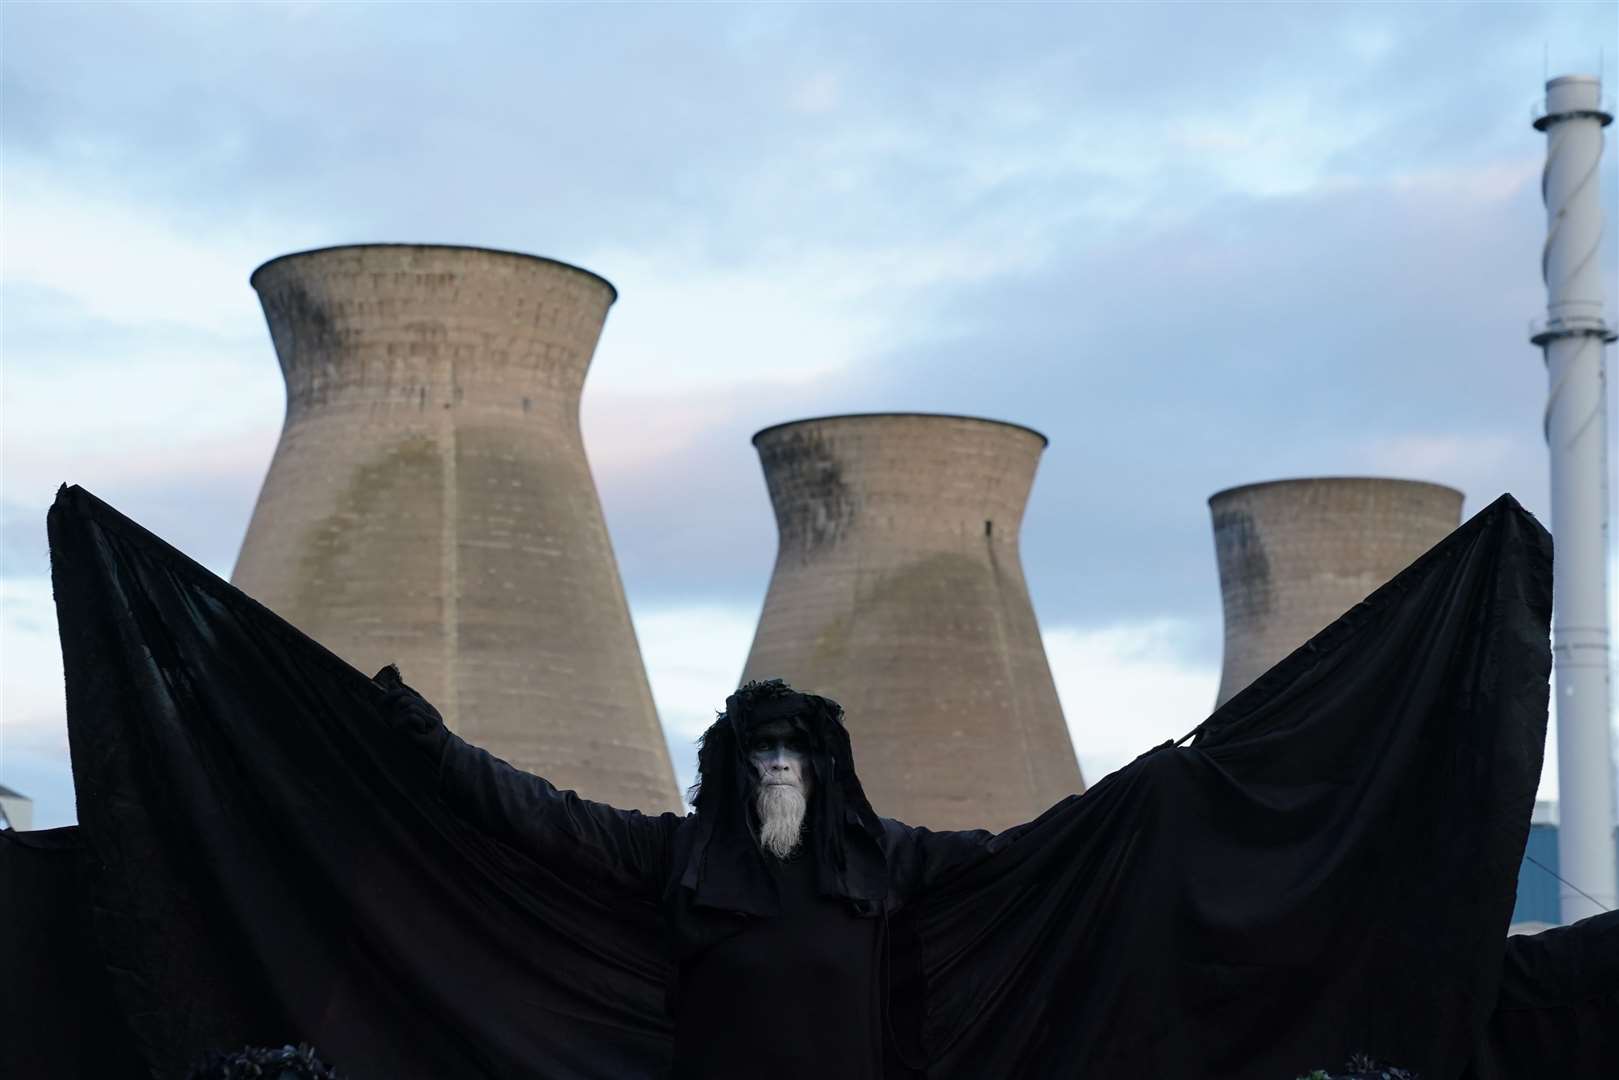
435 731 677 899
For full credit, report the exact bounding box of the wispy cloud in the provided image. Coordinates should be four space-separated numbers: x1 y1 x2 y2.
1 163 295 334
1046 618 1221 783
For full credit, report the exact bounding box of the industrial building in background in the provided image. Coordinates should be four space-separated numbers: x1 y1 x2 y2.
1531 74 1618 922
740 413 1084 832
1509 800 1619 930
1208 478 1464 706
233 244 681 813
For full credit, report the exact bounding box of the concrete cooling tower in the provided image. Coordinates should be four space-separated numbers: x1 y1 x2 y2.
740 413 1084 832
1209 477 1464 706
233 244 680 812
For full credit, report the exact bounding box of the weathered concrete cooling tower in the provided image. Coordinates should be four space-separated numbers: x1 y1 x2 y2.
740 413 1084 831
233 244 680 812
1209 477 1464 706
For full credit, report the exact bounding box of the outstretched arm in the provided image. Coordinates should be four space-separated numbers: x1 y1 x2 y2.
887 793 1087 898
377 668 678 899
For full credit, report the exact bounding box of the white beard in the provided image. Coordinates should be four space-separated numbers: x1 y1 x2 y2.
755 780 807 859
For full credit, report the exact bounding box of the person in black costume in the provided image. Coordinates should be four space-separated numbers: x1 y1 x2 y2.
381 672 1004 1080
42 486 1562 1079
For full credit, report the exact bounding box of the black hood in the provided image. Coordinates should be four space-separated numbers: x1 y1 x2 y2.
679 680 889 916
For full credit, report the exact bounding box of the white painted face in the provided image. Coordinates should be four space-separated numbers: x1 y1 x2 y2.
747 720 812 797
748 719 812 858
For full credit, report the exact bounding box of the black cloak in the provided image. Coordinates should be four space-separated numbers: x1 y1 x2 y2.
18 484 1555 1078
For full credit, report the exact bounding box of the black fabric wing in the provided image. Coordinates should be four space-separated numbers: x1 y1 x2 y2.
910 494 1552 1079
48 484 674 1079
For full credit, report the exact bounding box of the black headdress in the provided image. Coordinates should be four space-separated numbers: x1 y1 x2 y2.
680 679 888 915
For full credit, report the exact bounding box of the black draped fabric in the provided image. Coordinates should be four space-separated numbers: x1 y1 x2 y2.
0 826 142 1078
902 490 1554 1078
670 850 885 1078
48 486 673 1079
1463 912 1619 1080
42 484 1554 1079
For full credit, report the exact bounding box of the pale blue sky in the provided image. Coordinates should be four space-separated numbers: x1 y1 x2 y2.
3 1 1615 829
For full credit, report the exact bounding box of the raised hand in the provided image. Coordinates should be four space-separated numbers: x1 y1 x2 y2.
373 664 448 755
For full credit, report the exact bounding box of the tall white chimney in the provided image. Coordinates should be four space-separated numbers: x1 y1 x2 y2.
1532 74 1617 922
